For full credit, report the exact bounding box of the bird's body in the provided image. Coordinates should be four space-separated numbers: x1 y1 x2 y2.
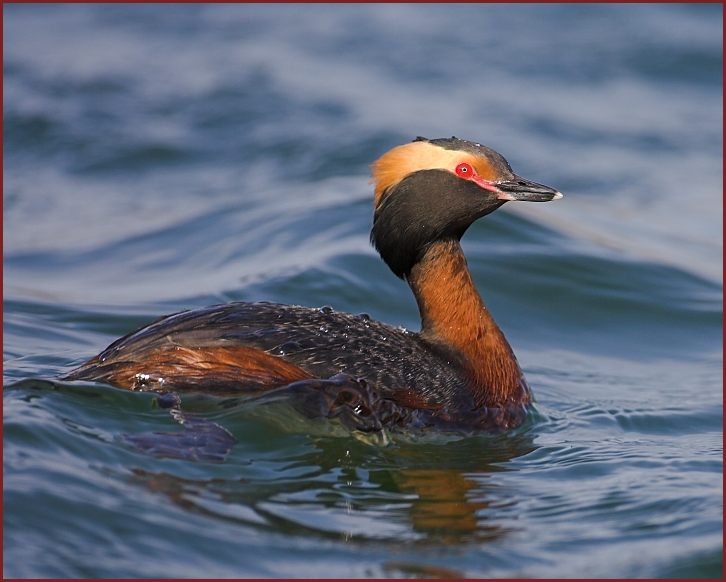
68 301 466 399
65 136 561 433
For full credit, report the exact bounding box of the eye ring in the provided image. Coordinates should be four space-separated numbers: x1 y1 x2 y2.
455 162 474 178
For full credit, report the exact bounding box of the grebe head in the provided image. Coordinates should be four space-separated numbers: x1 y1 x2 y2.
370 136 562 278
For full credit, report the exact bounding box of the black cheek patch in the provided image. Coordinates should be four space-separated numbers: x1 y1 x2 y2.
370 170 502 279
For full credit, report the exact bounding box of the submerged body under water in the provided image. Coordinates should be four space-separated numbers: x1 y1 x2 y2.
4 3 723 579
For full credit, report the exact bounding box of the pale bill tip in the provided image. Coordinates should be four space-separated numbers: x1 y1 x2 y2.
552 191 564 200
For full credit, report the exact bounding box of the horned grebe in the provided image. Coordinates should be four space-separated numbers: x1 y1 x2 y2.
65 137 562 433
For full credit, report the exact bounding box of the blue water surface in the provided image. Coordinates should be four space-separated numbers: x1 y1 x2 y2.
4 4 723 579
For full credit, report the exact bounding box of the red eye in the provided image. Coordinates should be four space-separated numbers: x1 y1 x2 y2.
455 162 474 178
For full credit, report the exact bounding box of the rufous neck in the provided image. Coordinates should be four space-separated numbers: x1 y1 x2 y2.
408 239 529 407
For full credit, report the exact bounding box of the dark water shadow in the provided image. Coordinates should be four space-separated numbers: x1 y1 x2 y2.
6 378 538 549
123 393 539 548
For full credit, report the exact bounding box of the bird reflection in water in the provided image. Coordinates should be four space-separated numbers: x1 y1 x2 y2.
127 412 536 548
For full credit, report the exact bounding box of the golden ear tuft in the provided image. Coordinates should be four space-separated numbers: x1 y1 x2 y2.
371 141 475 207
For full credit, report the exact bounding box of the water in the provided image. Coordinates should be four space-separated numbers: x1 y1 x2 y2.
4 4 723 578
